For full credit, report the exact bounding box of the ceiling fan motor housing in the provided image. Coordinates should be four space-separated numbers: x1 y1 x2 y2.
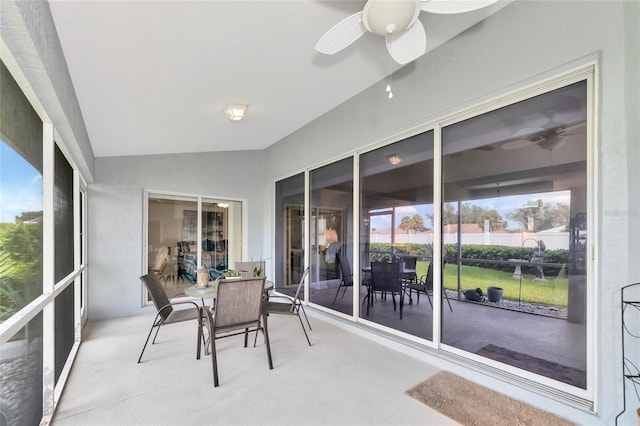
363 0 422 35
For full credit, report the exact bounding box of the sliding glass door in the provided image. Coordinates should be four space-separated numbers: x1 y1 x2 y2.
440 80 588 389
274 173 305 290
359 130 435 339
272 71 592 397
146 193 241 298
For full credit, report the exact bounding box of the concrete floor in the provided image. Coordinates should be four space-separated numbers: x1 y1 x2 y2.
164 278 586 381
52 312 457 426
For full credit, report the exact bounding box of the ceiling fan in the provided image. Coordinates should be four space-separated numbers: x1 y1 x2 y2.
500 120 586 152
315 0 498 65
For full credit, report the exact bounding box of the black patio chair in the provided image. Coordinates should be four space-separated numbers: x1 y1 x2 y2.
405 261 453 312
367 261 405 319
332 249 354 303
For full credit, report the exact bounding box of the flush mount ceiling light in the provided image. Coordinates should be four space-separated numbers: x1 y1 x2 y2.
224 104 247 121
388 154 401 165
217 203 229 208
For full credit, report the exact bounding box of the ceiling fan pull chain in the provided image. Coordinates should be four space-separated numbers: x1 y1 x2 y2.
386 32 393 99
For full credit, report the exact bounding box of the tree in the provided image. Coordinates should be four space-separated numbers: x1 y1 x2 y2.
427 203 505 231
506 200 569 231
398 214 427 240
15 211 43 223
0 222 42 323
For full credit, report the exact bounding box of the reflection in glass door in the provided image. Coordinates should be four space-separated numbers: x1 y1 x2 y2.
441 80 588 389
309 158 353 315
275 173 305 291
359 131 434 339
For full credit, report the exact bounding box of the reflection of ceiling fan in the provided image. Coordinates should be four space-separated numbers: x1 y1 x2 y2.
315 0 498 64
500 120 585 152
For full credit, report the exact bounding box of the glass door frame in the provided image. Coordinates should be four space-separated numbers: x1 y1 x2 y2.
142 189 246 305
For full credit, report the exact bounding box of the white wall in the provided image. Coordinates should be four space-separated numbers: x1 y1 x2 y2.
262 2 640 424
88 151 265 320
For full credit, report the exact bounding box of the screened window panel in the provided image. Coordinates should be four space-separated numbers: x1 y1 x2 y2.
54 143 74 282
0 60 44 322
0 313 43 425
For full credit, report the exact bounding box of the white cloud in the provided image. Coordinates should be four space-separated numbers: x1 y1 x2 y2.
0 187 43 223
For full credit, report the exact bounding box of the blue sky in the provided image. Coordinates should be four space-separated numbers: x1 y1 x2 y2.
370 191 571 231
0 140 42 223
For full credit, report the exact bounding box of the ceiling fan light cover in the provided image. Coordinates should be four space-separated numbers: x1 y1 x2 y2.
363 0 422 35
538 135 567 151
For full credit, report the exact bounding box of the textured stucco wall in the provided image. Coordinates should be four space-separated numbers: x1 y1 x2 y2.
88 150 265 320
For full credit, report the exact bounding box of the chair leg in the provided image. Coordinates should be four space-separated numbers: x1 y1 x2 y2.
340 285 349 299
443 287 453 312
197 317 203 360
138 314 162 364
197 309 208 360
332 285 343 304
296 314 312 346
262 313 274 370
138 324 156 363
208 318 219 387
298 304 312 331
151 319 163 344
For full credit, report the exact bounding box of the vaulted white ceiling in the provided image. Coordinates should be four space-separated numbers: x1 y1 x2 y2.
48 0 509 157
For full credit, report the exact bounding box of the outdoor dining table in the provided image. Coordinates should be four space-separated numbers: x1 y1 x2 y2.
184 278 274 304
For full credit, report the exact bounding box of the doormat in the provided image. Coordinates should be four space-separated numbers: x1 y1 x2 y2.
406 371 575 426
476 344 586 389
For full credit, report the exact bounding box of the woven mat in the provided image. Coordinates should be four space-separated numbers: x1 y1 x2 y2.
476 344 586 389
406 371 575 426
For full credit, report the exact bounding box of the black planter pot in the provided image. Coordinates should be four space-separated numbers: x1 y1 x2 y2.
487 286 504 303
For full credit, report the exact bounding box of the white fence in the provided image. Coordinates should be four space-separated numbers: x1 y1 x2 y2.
371 231 569 250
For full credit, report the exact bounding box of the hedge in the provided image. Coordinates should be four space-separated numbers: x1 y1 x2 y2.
368 242 569 276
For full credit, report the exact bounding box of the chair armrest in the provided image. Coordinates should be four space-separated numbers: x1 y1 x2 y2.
267 294 295 303
158 300 201 315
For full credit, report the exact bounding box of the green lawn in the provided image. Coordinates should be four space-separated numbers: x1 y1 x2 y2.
415 261 568 307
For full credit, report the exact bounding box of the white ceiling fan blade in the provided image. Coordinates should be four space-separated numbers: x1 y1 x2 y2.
500 126 544 150
315 12 366 55
421 0 498 14
511 127 545 139
557 121 586 134
387 19 426 64
500 139 535 151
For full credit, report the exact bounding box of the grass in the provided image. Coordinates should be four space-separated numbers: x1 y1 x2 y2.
415 261 568 307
